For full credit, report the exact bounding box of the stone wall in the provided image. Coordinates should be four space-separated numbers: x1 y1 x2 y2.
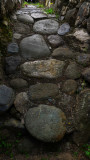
0 0 23 19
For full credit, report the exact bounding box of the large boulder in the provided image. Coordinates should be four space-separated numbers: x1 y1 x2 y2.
20 34 50 60
33 19 59 34
25 104 66 142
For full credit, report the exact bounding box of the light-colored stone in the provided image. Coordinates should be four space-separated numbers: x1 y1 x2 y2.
25 104 66 142
17 14 34 24
73 29 90 42
13 33 22 40
33 19 59 34
14 22 30 34
20 34 50 60
31 13 47 19
20 59 65 79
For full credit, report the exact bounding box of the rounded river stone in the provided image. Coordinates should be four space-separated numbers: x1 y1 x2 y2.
25 104 66 142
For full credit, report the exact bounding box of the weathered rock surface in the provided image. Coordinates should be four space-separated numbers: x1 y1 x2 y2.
10 78 28 89
7 43 19 54
73 89 90 144
47 35 64 48
13 33 22 40
29 83 59 100
65 62 81 79
17 14 34 24
58 23 70 35
31 13 47 19
82 68 90 83
25 104 66 142
57 153 75 160
14 22 30 34
76 54 90 66
5 56 21 74
63 80 77 94
75 2 90 26
20 34 50 59
0 85 14 112
73 29 90 42
14 92 29 115
52 47 78 59
20 59 65 79
33 19 59 34
65 8 77 26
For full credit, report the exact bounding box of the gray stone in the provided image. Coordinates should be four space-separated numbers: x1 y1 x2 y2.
47 35 64 48
63 80 77 94
17 138 35 153
7 43 19 54
14 92 29 115
17 14 34 24
20 34 50 60
76 54 90 66
58 23 70 35
30 9 43 14
48 14 56 18
29 83 59 100
52 47 78 59
10 78 28 89
14 22 30 34
65 8 77 26
33 19 59 34
73 29 90 43
5 56 21 74
87 17 90 33
65 62 81 79
73 89 90 145
82 68 90 83
31 13 47 19
20 59 65 79
16 10 23 15
0 85 14 113
11 14 17 21
25 104 66 142
13 33 22 40
75 2 90 26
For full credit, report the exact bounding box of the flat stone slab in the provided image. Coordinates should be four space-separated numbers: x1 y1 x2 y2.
20 34 50 60
33 19 59 34
25 104 66 142
30 9 43 14
17 14 34 24
20 59 65 79
0 85 14 112
58 23 70 35
31 13 47 19
29 83 59 100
